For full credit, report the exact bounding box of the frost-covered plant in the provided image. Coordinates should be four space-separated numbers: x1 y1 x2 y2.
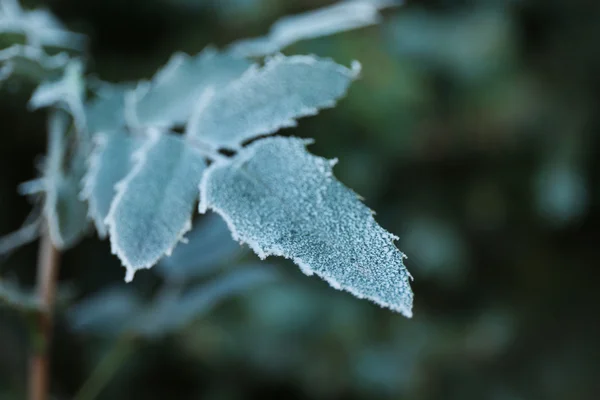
2 0 413 317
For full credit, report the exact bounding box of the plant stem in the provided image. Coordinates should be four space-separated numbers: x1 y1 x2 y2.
28 231 61 400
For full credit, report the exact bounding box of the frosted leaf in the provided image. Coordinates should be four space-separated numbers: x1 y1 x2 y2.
199 137 413 316
81 129 140 238
43 110 89 249
105 130 207 282
130 49 250 128
0 0 86 50
188 54 360 150
29 59 87 135
135 264 278 337
68 285 142 336
228 1 382 57
0 45 69 82
156 212 243 282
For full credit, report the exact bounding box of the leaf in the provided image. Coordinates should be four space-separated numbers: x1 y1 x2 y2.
0 278 39 312
199 137 413 316
81 129 140 238
68 284 143 336
0 0 86 50
29 59 87 135
228 1 385 58
85 82 131 134
135 264 278 337
187 54 360 150
129 49 250 128
0 45 69 83
43 110 89 249
156 211 243 282
105 131 207 282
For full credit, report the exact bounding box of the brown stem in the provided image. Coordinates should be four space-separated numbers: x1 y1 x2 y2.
28 231 60 400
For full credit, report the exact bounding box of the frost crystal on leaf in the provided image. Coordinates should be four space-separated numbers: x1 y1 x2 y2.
81 129 139 238
228 1 382 57
199 137 413 316
130 49 250 129
188 54 360 150
105 130 207 282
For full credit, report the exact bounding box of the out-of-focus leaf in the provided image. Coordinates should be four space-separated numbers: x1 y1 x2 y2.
188 54 360 150
105 131 207 282
43 110 89 249
0 45 68 82
68 285 143 336
29 59 87 135
156 212 243 282
135 263 278 337
199 137 413 316
387 8 513 80
0 278 39 312
535 161 588 226
81 129 139 238
228 1 383 57
130 49 250 128
0 0 86 50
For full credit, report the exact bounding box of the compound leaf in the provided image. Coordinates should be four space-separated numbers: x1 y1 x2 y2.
188 54 360 150
199 137 413 316
105 131 207 282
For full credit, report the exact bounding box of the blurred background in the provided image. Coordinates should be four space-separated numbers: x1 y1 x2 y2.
1 0 599 399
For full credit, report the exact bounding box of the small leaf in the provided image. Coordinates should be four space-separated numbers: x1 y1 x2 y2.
0 0 86 50
135 264 278 337
199 137 413 316
0 45 69 82
68 285 142 336
156 212 243 282
187 54 360 150
81 129 140 238
0 278 39 312
43 110 89 249
29 59 87 135
130 49 250 128
106 130 207 282
228 1 382 57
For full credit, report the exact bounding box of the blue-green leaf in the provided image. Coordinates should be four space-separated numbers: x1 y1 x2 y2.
156 212 243 282
81 129 139 238
85 82 131 134
43 110 89 249
0 45 69 82
187 54 360 150
228 1 383 57
105 131 207 281
199 137 413 316
130 49 250 128
135 264 278 337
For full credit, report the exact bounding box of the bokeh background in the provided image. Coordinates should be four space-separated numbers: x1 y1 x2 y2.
1 0 599 399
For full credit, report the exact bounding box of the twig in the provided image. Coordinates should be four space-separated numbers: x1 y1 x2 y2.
28 231 61 400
